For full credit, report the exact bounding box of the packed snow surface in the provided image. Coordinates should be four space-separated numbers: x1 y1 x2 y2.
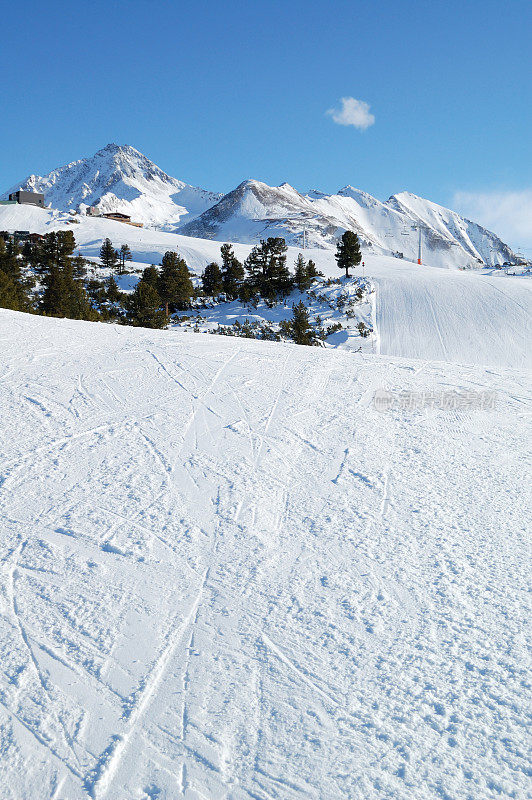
0 310 530 799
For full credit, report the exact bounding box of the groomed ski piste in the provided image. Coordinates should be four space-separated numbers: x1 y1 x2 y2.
0 205 531 799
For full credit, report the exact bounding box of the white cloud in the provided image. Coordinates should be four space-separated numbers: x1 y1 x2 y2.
453 189 532 254
327 97 375 130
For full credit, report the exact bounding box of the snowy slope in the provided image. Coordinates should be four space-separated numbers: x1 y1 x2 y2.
1 144 222 230
366 255 532 369
179 179 515 267
0 204 254 273
0 310 530 799
387 191 514 268
171 259 532 370
1 204 529 370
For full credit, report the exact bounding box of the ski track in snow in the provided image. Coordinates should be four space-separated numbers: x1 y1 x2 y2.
0 309 530 799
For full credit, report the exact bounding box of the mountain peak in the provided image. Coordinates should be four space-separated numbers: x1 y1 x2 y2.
232 179 300 197
236 178 266 191
387 191 454 216
338 184 361 194
93 143 161 173
278 182 297 192
181 177 514 265
98 142 123 153
337 185 378 203
97 142 139 153
2 145 222 229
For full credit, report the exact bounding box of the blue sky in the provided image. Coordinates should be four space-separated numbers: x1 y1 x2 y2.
2 0 531 249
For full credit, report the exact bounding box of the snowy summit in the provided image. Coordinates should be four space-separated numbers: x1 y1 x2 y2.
2 144 222 231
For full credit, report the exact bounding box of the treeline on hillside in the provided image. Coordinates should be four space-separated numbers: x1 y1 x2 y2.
0 230 98 320
0 229 363 345
189 230 361 301
0 231 196 328
200 239 321 303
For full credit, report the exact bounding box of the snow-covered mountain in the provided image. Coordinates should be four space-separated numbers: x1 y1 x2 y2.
180 179 515 267
3 145 516 266
2 144 222 230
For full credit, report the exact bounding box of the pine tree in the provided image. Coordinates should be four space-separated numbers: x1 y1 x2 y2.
265 237 291 300
0 237 34 311
238 280 258 304
201 262 223 297
40 261 97 320
106 275 121 303
307 259 320 280
72 254 87 281
99 238 118 271
127 280 167 328
22 240 33 265
244 238 291 301
335 231 362 278
220 243 245 299
39 264 64 316
60 230 77 259
158 251 194 312
0 270 22 311
294 253 312 292
38 232 96 320
141 265 160 289
244 242 267 296
35 230 76 275
117 244 132 274
292 301 316 345
281 301 318 345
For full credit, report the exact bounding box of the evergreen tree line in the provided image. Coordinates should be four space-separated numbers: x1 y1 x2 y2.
0 230 97 320
200 229 362 302
0 229 363 342
200 238 322 303
99 238 132 274
0 231 195 327
127 251 194 327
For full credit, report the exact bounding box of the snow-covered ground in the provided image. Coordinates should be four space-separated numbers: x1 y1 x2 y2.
162 279 376 354
369 256 531 369
164 259 531 369
0 310 530 799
